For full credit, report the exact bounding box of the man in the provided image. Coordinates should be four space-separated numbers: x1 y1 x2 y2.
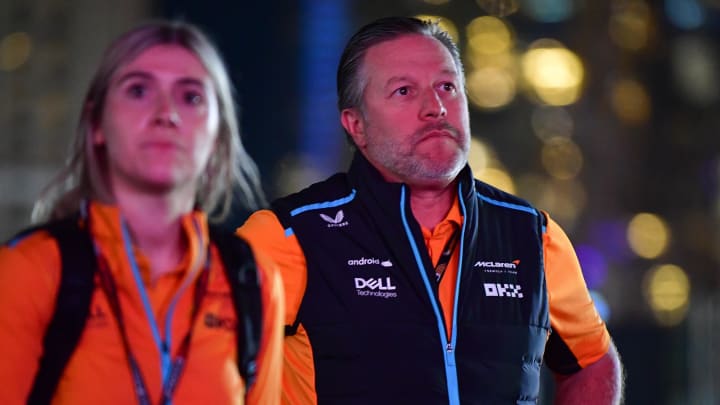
239 16 623 404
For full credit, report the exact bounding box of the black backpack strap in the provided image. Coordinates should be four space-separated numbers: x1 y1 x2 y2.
22 216 97 405
209 226 263 390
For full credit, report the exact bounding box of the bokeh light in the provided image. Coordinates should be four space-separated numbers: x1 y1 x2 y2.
610 78 651 125
665 0 705 30
521 39 584 106
576 244 609 289
414 14 459 44
466 67 517 110
520 0 575 23
517 174 586 228
627 213 671 259
475 0 519 17
467 16 513 55
540 137 583 180
609 0 652 51
0 32 32 71
531 106 574 141
643 264 691 327
469 137 516 193
670 36 719 106
590 290 611 322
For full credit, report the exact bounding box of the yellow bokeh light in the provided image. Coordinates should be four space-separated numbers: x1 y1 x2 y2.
0 32 32 71
521 40 584 105
609 0 652 51
627 212 671 259
611 78 651 125
469 137 515 193
478 168 516 194
467 16 513 55
466 67 517 110
531 106 574 141
643 264 690 327
414 15 459 44
540 137 583 180
516 174 586 230
468 137 491 173
476 0 519 17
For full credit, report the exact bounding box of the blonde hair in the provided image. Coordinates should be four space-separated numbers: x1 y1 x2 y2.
32 20 266 223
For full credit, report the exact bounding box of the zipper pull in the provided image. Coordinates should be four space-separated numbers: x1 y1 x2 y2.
445 343 456 367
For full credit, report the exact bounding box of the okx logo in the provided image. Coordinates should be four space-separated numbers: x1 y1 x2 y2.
483 283 523 298
354 277 398 299
320 210 349 228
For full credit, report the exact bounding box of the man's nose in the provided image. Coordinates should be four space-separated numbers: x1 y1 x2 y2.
420 89 447 120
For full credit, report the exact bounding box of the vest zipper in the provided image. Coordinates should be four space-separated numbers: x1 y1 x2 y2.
399 186 461 405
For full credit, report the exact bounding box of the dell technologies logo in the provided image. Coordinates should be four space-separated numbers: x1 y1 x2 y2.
354 277 398 299
320 210 349 228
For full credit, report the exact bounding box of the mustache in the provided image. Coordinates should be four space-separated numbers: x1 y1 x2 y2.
413 121 461 140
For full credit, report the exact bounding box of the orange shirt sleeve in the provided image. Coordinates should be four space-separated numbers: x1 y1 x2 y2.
543 213 610 371
237 210 306 326
237 210 316 405
245 249 285 405
0 231 61 404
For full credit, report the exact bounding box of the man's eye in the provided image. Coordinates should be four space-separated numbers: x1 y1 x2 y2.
395 86 410 96
442 82 456 92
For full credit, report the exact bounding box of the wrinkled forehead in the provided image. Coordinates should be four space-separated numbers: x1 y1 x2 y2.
360 34 461 85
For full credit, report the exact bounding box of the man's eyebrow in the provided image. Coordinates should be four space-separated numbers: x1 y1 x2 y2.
383 68 460 88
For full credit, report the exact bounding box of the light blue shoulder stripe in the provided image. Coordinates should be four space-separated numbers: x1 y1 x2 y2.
289 189 357 217
476 192 538 216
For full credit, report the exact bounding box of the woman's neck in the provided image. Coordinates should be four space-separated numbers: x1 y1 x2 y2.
114 189 195 283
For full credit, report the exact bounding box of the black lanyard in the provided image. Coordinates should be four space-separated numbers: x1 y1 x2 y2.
95 247 210 405
434 222 460 283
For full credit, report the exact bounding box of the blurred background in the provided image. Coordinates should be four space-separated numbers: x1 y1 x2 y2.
1 0 718 403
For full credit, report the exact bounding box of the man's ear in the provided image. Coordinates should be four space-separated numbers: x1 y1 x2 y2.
340 108 367 148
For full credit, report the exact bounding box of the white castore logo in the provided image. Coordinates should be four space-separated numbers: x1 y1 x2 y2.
319 210 348 228
483 283 523 298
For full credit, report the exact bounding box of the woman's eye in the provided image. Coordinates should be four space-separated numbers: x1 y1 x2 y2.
126 83 146 98
394 86 410 96
183 91 204 105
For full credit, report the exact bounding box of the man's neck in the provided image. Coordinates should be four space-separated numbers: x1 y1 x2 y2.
409 182 456 232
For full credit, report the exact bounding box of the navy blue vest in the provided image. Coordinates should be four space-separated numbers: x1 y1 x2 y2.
272 153 550 404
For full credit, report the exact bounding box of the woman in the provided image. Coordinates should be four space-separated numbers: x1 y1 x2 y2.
0 20 283 405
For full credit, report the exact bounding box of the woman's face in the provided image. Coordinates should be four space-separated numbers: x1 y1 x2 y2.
93 44 220 197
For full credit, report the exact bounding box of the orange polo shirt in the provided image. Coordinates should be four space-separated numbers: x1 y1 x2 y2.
0 202 284 405
238 197 610 405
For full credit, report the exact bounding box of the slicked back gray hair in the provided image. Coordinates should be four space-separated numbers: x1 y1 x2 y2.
336 16 464 114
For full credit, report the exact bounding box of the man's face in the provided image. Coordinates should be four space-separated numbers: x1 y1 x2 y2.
341 34 471 189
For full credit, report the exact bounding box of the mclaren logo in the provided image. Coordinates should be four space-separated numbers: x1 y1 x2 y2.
320 210 349 228
474 259 520 275
474 260 520 269
483 283 523 298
